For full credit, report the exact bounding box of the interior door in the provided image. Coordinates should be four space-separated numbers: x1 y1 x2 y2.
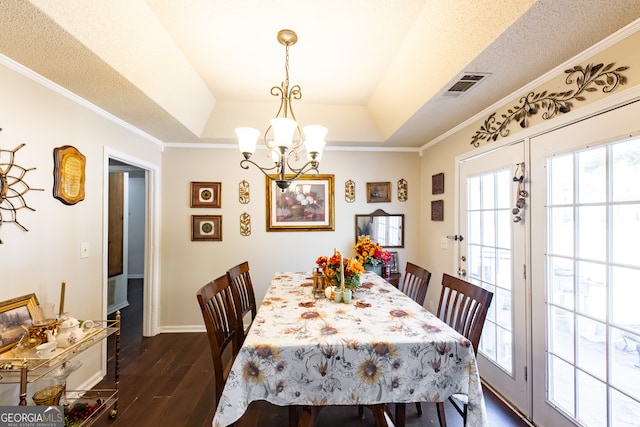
458 140 531 417
530 100 640 427
108 172 124 278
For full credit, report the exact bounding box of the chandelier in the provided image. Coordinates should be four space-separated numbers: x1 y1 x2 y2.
236 29 327 190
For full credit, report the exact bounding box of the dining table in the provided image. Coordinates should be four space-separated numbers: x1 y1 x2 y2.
212 271 489 427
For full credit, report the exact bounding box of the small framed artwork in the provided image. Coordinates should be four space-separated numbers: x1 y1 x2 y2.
0 293 40 353
53 145 86 205
431 200 444 221
266 174 335 231
432 172 444 195
388 251 399 273
366 182 391 203
191 182 221 208
191 215 222 241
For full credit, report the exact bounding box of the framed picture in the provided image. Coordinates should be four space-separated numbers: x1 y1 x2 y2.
366 182 391 203
388 251 399 273
432 172 444 195
53 145 86 205
191 215 222 241
191 182 221 208
266 174 335 231
431 199 444 221
0 293 39 354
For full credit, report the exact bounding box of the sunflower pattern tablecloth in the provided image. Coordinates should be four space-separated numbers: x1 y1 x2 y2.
212 272 488 427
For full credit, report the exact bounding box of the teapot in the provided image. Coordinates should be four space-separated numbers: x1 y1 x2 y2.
45 317 95 348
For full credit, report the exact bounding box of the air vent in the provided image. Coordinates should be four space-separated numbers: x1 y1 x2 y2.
444 73 490 96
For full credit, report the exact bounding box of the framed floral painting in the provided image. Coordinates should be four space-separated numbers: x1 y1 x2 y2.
266 174 335 231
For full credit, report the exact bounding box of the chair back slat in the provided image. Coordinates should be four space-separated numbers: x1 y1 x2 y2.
399 262 432 306
437 273 494 354
196 274 240 404
227 261 257 339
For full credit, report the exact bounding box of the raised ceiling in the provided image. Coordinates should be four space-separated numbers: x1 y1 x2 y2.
1 1 640 148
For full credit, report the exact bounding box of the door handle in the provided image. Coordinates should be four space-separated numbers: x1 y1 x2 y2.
458 268 467 277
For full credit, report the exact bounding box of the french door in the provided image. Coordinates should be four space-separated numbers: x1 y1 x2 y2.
530 99 640 426
458 140 531 417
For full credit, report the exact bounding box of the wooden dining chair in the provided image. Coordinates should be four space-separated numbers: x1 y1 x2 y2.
398 262 432 306
227 261 257 343
395 273 493 427
196 274 242 408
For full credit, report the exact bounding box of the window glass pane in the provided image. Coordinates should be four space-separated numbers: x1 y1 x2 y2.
468 244 482 280
496 287 512 330
577 261 606 320
576 315 606 379
482 211 496 247
484 283 496 323
611 328 640 402
549 355 575 416
550 257 574 309
496 169 511 209
577 371 606 427
468 176 481 209
497 209 511 249
612 204 640 267
549 154 574 205
496 249 512 290
481 320 496 358
577 147 606 204
578 206 606 261
481 246 496 284
612 267 640 334
496 325 512 373
612 137 640 202
549 306 574 362
612 388 640 427
481 174 495 209
550 207 574 257
468 211 481 245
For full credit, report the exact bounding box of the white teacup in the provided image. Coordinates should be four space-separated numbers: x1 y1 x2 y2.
35 341 57 358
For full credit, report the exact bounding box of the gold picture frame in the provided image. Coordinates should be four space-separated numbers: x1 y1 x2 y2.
53 145 86 205
266 174 335 231
0 293 39 353
366 182 391 203
191 215 222 241
190 182 222 208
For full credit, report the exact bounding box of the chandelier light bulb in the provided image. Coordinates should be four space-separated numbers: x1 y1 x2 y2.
235 127 260 158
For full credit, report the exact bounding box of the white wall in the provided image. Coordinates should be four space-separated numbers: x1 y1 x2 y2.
0 58 161 403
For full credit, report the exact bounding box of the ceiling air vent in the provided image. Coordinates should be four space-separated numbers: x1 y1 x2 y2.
443 73 490 97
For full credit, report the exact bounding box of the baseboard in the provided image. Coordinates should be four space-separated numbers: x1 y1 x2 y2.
107 300 129 315
480 379 535 426
128 274 144 279
159 325 206 333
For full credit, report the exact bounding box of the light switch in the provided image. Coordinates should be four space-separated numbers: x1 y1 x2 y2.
440 237 448 249
80 242 89 258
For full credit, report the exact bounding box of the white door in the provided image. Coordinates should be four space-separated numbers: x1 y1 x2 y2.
530 99 640 426
458 140 531 417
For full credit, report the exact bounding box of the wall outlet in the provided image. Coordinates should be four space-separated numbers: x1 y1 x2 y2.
440 237 448 249
80 242 89 258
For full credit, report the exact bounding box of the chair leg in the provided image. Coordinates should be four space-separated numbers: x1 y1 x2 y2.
436 402 447 427
289 406 298 427
395 403 406 427
415 401 422 416
358 405 365 419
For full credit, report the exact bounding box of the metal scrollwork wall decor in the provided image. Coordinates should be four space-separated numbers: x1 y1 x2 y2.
239 180 250 204
397 178 408 202
0 131 43 243
240 212 251 236
512 162 528 223
471 62 629 147
345 179 355 203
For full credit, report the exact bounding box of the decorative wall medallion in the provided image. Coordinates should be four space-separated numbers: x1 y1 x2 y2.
0 136 43 243
345 179 355 203
240 212 251 236
397 179 408 202
471 62 629 147
190 182 221 208
53 145 86 205
239 180 250 204
191 215 222 241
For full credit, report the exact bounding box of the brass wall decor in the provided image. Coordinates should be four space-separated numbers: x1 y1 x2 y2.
239 180 250 204
471 62 629 147
240 212 251 236
397 179 408 201
53 145 86 205
0 136 43 243
345 179 355 203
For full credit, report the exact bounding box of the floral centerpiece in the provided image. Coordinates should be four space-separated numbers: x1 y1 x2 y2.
315 251 364 290
354 236 392 275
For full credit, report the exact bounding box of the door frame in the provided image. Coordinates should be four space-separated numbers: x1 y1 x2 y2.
103 147 160 337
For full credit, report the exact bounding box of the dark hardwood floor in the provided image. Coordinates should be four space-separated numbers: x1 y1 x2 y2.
92 279 531 427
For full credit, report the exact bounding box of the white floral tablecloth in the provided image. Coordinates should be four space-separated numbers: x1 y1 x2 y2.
212 272 488 427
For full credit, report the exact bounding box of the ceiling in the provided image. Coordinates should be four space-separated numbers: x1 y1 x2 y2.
1 1 640 148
